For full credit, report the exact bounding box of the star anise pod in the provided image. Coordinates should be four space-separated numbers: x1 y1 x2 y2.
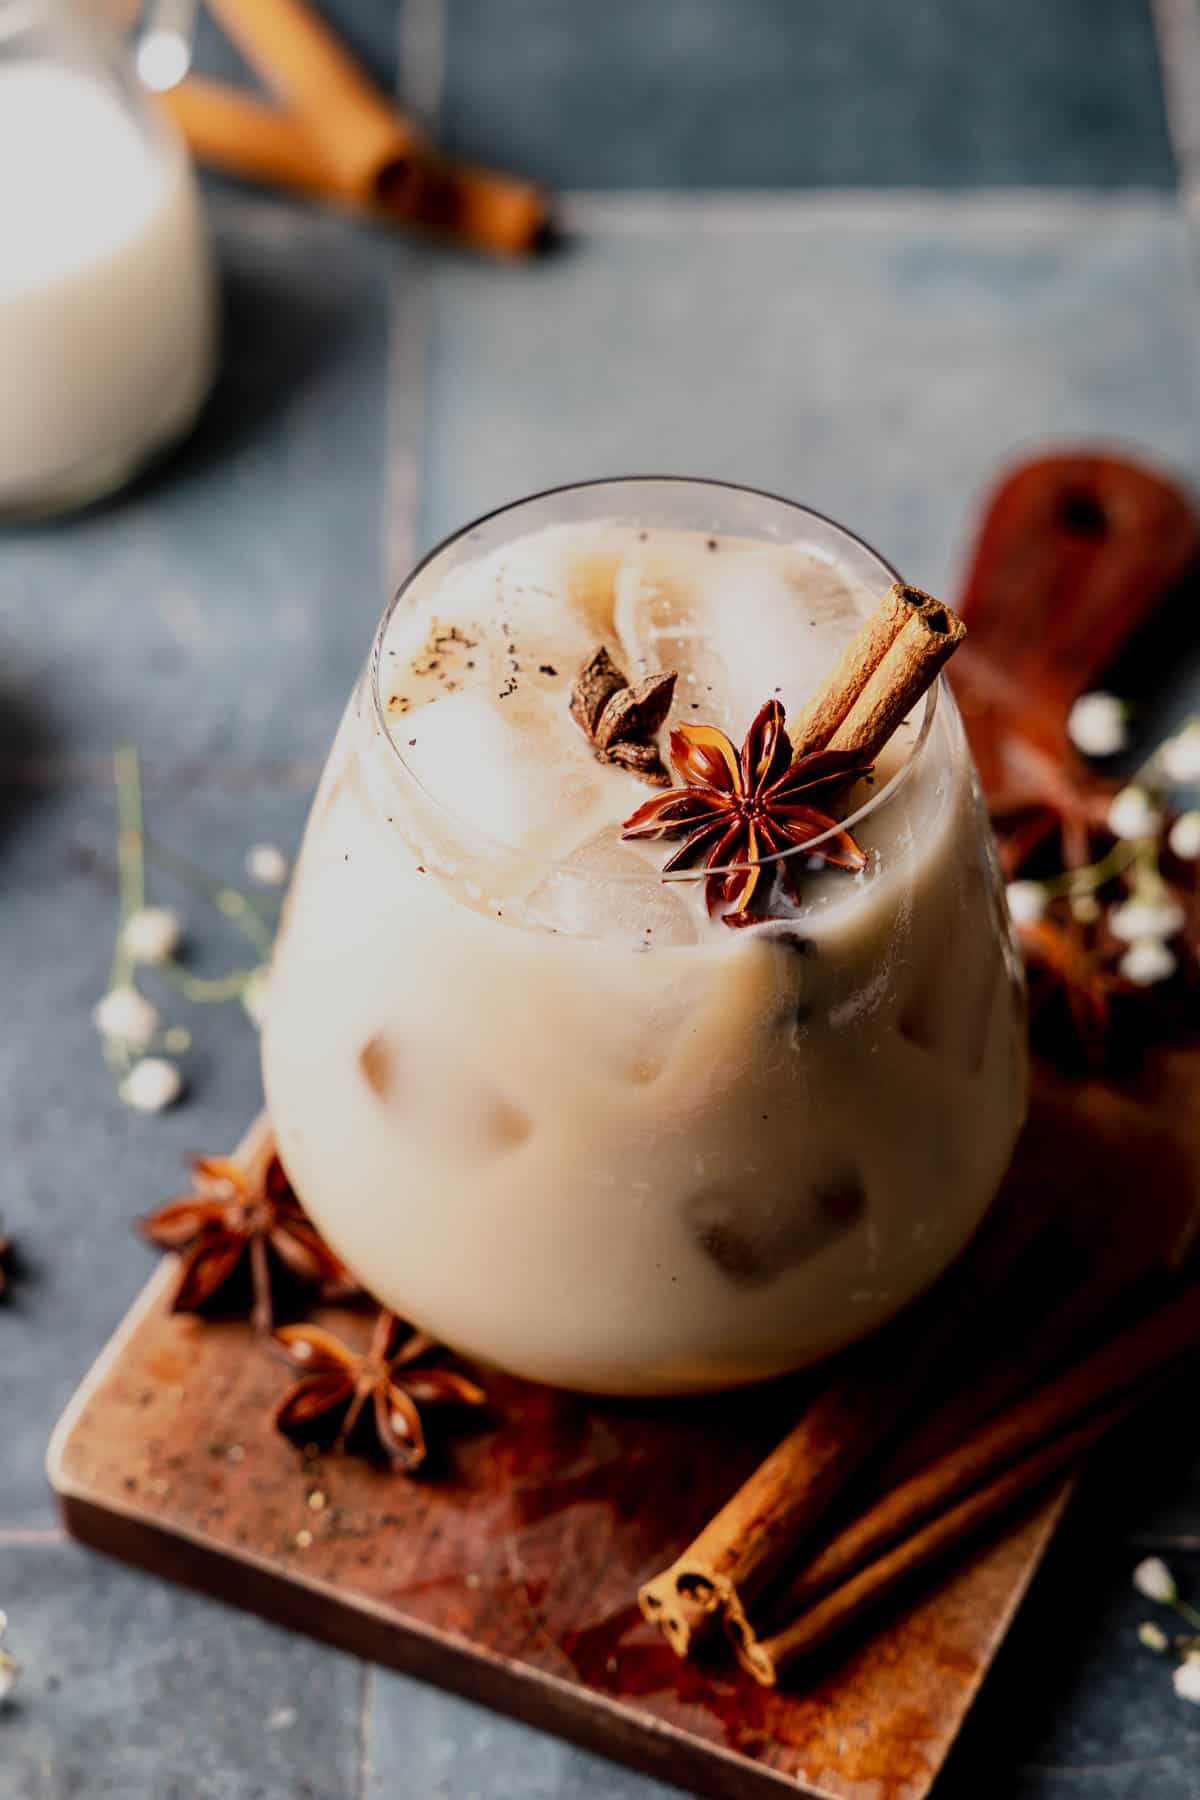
570 646 677 785
621 697 872 925
273 1310 487 1472
1018 914 1130 1071
138 1155 350 1333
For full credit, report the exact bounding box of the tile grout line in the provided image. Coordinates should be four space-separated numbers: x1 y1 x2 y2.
397 0 447 134
381 256 433 591
0 757 325 789
1150 0 1200 208
380 0 445 591
557 187 1184 234
0 1529 67 1546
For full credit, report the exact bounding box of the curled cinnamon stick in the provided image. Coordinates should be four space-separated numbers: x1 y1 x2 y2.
160 80 548 258
787 581 930 759
733 1406 1116 1685
827 603 966 762
727 1280 1200 1672
638 1372 897 1655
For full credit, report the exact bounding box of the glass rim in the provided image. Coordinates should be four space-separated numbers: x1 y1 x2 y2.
368 476 941 881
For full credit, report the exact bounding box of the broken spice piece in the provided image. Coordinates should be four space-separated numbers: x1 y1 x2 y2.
621 699 871 926
138 1154 350 1332
569 646 677 786
273 1309 487 1472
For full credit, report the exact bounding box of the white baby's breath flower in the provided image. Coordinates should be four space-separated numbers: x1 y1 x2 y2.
241 966 271 1028
0 1612 17 1705
1070 894 1101 924
1006 881 1047 927
1109 894 1186 944
1138 1620 1170 1653
1107 787 1163 841
121 905 183 966
1173 1657 1200 1704
1168 811 1200 862
1067 692 1128 758
92 985 160 1051
1162 722 1200 785
119 1057 184 1113
1133 1556 1178 1604
1119 938 1178 987
246 843 289 886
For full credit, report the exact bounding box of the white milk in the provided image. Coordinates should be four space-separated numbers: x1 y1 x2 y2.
264 513 1028 1395
0 61 216 513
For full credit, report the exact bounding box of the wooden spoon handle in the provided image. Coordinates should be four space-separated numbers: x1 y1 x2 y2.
951 453 1200 794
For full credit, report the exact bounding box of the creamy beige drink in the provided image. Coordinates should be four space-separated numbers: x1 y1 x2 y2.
264 482 1026 1395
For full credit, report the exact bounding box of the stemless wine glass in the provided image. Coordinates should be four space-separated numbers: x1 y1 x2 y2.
263 479 1028 1396
0 0 216 517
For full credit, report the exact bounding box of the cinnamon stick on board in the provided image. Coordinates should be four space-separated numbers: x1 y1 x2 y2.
736 1402 1124 1685
160 80 548 256
724 1279 1200 1675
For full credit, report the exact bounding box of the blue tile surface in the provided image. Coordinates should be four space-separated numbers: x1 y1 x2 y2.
420 195 1200 601
190 0 400 94
366 1671 685 1799
438 0 1175 190
0 1543 363 1800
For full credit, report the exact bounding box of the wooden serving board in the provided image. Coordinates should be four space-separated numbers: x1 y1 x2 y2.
47 1047 1200 1800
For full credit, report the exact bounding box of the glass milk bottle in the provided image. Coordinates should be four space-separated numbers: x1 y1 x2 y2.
0 2 217 517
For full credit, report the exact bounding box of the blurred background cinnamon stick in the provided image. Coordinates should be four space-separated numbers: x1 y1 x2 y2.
160 78 549 256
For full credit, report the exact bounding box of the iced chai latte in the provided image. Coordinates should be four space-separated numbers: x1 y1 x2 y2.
263 481 1026 1394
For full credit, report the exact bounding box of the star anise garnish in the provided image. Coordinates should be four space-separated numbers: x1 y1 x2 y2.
1018 913 1130 1070
273 1310 487 1472
570 646 677 785
138 1155 350 1333
621 698 872 925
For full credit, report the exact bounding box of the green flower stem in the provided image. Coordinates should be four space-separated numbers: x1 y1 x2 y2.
1133 836 1162 883
155 959 260 1005
110 744 146 992
1041 837 1137 900
143 836 277 960
1173 1595 1200 1633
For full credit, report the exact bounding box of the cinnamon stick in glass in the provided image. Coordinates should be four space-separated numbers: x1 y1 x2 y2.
827 603 967 762
787 581 931 759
